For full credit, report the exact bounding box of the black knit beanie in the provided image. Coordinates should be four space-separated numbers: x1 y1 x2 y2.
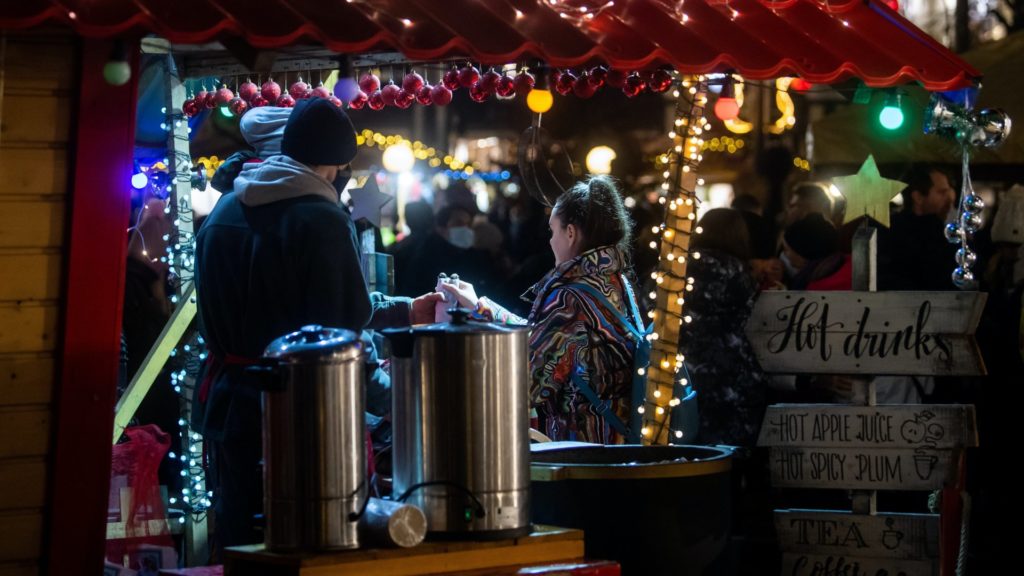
784 213 839 260
281 98 357 166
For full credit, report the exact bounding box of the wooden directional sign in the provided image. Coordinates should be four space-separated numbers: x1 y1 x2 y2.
782 554 936 576
770 447 954 491
775 510 939 560
745 291 987 376
758 405 979 450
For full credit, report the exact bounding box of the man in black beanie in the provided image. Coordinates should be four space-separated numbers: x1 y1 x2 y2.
195 99 439 549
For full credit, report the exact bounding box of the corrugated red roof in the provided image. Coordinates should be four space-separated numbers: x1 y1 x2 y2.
1 0 979 90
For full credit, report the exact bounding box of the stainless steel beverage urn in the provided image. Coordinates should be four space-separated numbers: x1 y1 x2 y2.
260 325 366 551
385 310 531 539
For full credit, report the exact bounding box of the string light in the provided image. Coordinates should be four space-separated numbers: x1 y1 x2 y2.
640 74 708 445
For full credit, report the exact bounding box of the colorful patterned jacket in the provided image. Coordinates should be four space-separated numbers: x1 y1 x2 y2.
474 245 638 443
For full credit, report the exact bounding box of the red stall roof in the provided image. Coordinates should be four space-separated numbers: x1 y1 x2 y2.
2 0 979 90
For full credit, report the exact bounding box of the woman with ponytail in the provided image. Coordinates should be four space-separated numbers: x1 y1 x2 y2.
441 175 644 443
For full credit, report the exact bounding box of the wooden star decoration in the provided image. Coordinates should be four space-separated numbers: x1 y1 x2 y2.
835 155 905 228
349 171 392 229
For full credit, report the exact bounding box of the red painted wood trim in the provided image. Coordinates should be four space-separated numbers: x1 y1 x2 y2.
46 38 139 574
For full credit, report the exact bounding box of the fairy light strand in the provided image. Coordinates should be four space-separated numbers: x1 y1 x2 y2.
641 74 709 445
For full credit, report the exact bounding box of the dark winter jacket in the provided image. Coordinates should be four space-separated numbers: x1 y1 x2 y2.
195 155 408 440
678 249 767 447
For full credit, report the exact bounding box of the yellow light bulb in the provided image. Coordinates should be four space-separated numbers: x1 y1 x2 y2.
656 406 665 415
637 368 646 376
654 389 662 398
637 406 646 414
527 88 554 114
642 427 651 436
661 360 670 369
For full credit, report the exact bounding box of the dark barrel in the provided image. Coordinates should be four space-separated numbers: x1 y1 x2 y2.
531 444 733 576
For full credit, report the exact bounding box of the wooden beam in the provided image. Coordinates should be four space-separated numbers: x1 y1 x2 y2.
111 282 196 443
48 38 139 576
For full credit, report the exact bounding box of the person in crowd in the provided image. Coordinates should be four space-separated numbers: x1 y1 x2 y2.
195 99 440 549
440 176 642 443
881 164 957 290
679 208 767 447
391 200 437 296
785 182 835 227
209 106 293 194
781 212 846 290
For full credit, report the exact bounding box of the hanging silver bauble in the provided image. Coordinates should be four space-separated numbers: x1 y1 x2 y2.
955 246 977 268
944 221 962 244
952 267 976 289
963 194 985 214
960 212 983 234
967 108 1012 149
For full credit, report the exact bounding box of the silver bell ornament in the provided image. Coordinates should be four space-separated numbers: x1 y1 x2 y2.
924 94 1013 149
955 247 977 268
963 194 985 214
952 267 976 289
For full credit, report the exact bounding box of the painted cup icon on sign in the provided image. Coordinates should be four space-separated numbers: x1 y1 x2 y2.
913 451 938 481
881 517 904 551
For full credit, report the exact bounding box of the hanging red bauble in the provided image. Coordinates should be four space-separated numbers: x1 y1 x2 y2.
606 70 628 88
395 90 416 109
548 69 562 88
215 86 235 105
589 66 608 89
790 78 813 92
312 84 331 99
381 82 401 106
623 73 646 98
182 98 199 117
442 68 461 90
458 64 481 88
349 90 368 110
261 80 282 102
289 78 309 100
573 73 597 98
203 91 218 109
249 95 268 108
403 71 425 93
367 90 386 110
416 85 434 105
495 75 516 98
469 82 490 102
195 88 208 107
238 80 259 101
228 97 248 115
480 69 502 92
328 95 343 107
555 71 577 96
648 69 673 93
276 94 296 107
513 71 535 94
430 84 453 106
359 73 381 94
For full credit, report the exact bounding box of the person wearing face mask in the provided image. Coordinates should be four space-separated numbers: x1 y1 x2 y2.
195 99 441 549
439 175 643 444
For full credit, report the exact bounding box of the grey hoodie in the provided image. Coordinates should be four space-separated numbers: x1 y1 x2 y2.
240 106 291 159
234 154 338 207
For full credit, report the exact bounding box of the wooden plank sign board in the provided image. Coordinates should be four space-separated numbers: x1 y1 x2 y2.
775 510 938 560
758 405 978 450
782 554 936 576
745 291 986 376
770 447 953 491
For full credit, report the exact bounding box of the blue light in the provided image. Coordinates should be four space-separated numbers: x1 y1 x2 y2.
500 170 511 180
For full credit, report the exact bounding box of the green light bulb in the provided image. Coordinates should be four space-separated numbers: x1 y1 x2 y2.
879 105 904 130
